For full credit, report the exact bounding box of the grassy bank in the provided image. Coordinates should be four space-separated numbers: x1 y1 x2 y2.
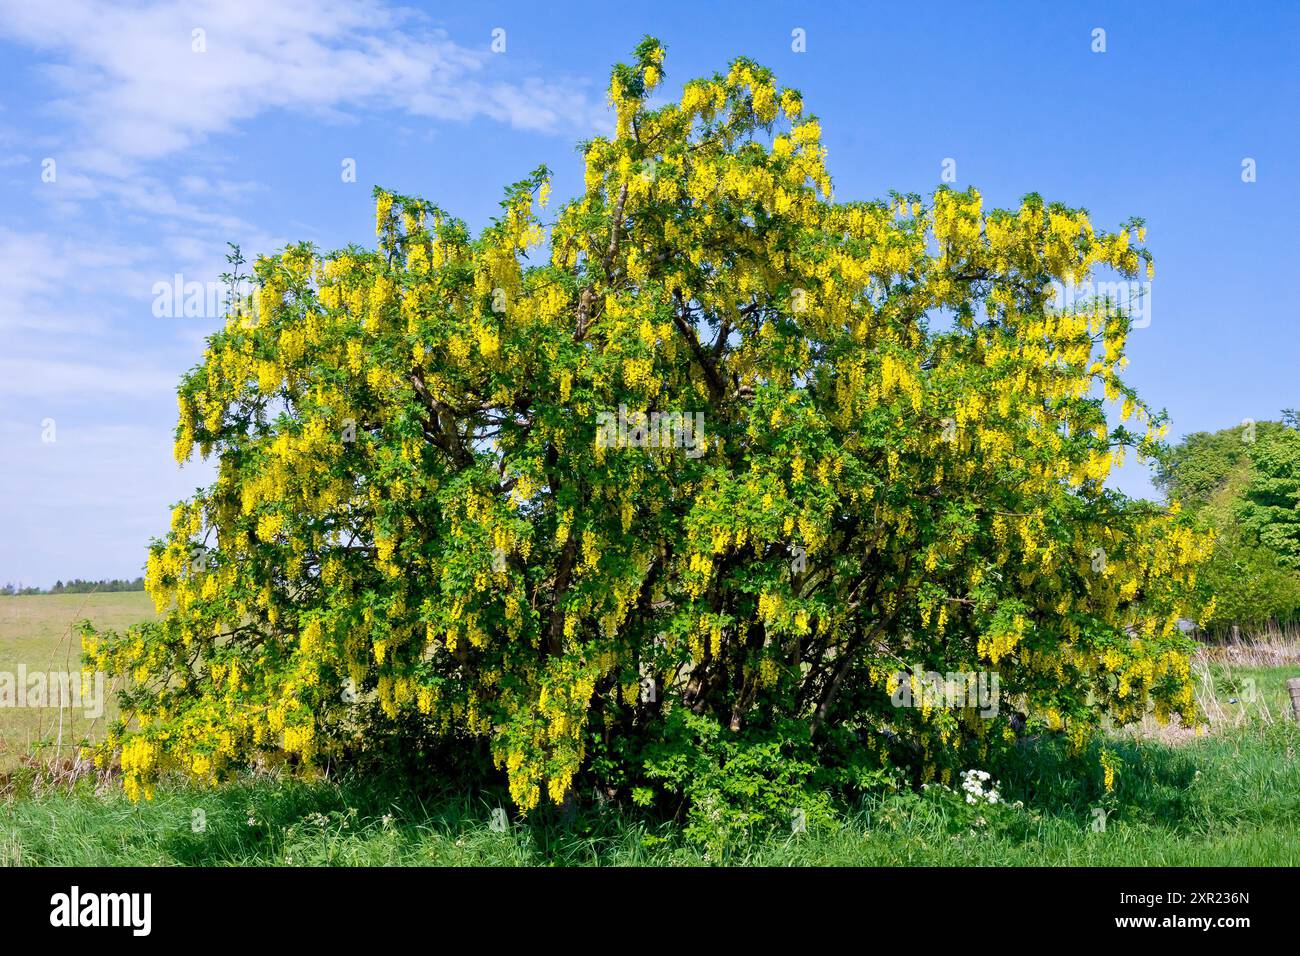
3 722 1298 866
2 594 1298 865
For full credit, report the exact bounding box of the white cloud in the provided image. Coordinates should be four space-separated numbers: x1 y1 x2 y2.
0 356 179 399
0 226 231 401
0 0 606 171
0 0 612 582
0 0 604 352
0 227 157 335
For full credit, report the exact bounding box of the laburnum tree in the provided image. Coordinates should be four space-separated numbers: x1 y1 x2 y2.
85 38 1212 810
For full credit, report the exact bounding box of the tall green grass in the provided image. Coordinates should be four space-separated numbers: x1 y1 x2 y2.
5 721 1298 866
4 596 1297 866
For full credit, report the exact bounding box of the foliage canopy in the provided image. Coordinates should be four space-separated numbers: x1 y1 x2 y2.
1158 416 1300 631
86 39 1211 812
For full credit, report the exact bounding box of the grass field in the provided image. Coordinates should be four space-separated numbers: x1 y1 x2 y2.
0 592 153 770
2 593 1298 866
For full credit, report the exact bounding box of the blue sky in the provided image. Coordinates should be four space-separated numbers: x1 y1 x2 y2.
1 0 1297 587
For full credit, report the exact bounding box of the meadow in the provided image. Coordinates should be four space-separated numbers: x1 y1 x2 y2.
2 593 1298 866
0 592 150 771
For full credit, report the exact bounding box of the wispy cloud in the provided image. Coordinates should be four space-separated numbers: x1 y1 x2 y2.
0 0 607 375
0 357 179 399
0 0 609 582
0 222 262 404
0 0 606 173
0 227 158 335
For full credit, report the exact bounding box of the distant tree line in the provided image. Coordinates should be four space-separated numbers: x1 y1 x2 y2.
0 577 145 596
1156 409 1300 634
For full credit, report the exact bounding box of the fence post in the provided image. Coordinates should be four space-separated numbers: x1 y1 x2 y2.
1287 678 1300 724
